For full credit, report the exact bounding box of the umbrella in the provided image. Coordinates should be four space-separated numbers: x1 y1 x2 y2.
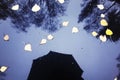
27 51 84 80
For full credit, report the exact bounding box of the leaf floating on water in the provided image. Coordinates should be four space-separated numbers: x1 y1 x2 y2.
24 43 32 52
32 4 41 12
58 0 65 4
40 39 47 45
99 35 107 42
72 27 79 33
100 14 105 18
0 66 8 72
97 4 104 10
11 4 19 10
3 34 9 41
92 31 98 37
62 21 69 27
106 29 113 36
100 19 108 26
47 34 54 40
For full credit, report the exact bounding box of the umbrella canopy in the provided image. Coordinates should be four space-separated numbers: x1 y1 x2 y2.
27 51 84 80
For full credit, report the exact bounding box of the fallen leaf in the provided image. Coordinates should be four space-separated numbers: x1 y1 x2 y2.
47 34 54 40
100 14 105 18
99 35 107 42
32 4 41 12
40 39 47 45
72 27 79 33
97 4 104 10
3 34 9 41
24 43 32 52
114 77 117 80
92 31 98 37
100 19 108 26
58 0 65 4
62 21 69 27
106 29 113 36
11 4 19 10
0 66 8 72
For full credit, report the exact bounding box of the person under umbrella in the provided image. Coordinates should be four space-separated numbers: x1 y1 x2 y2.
27 51 84 80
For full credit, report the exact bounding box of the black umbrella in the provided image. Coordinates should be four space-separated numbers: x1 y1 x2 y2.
27 51 84 80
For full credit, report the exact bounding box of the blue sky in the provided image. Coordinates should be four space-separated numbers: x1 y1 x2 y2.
0 0 120 80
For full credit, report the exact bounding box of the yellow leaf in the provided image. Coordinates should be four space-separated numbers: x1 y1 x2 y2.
24 43 32 52
72 27 79 33
11 4 19 10
100 14 105 18
100 19 108 26
0 66 8 72
97 4 104 10
40 39 47 45
58 0 65 4
99 35 107 42
114 77 117 80
32 4 41 12
3 34 9 41
62 21 69 27
47 34 54 40
92 31 98 37
106 29 113 36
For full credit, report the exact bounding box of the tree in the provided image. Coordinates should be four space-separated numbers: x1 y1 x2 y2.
116 54 120 79
78 0 120 42
0 0 69 32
